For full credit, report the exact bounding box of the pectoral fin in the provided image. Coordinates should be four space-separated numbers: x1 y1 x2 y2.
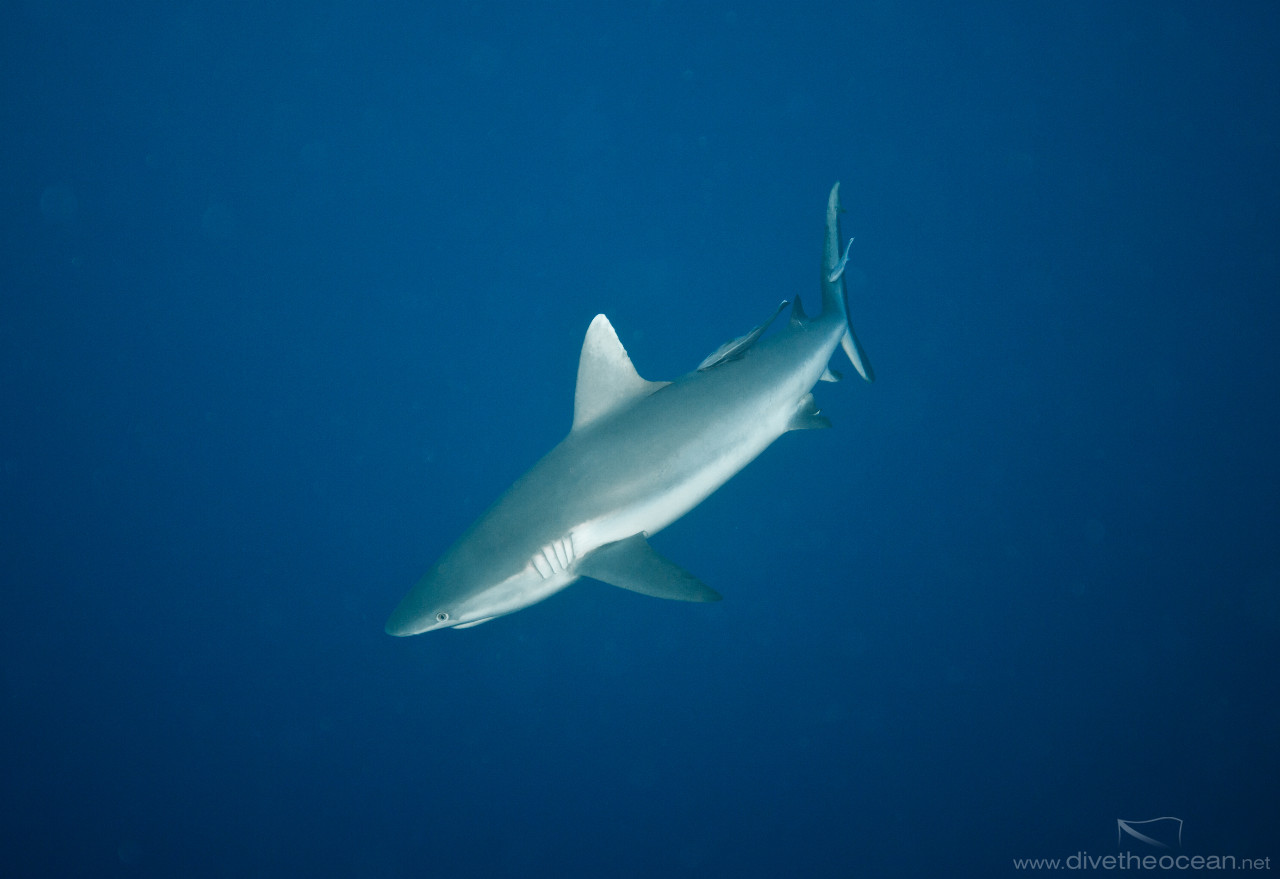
578 534 722 602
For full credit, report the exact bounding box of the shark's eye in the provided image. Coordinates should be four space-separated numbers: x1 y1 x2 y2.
435 612 450 623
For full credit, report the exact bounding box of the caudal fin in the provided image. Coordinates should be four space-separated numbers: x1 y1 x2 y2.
820 183 875 383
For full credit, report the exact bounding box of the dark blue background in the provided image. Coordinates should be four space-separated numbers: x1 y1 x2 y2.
3 2 1277 876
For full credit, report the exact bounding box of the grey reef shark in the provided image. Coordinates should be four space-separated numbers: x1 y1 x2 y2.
386 183 874 636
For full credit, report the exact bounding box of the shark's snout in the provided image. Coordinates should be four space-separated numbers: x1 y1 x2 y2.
384 612 426 637
385 600 453 637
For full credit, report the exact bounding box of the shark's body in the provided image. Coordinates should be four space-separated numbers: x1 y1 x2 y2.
386 183 873 636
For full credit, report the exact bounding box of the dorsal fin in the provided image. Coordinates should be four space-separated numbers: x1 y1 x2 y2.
572 315 668 432
789 294 810 327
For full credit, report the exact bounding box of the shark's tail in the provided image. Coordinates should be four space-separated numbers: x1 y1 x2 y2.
821 182 875 382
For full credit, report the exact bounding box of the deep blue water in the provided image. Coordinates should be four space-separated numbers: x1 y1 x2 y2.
3 2 1278 876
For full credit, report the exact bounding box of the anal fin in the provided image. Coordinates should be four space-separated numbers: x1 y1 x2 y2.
578 534 722 602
